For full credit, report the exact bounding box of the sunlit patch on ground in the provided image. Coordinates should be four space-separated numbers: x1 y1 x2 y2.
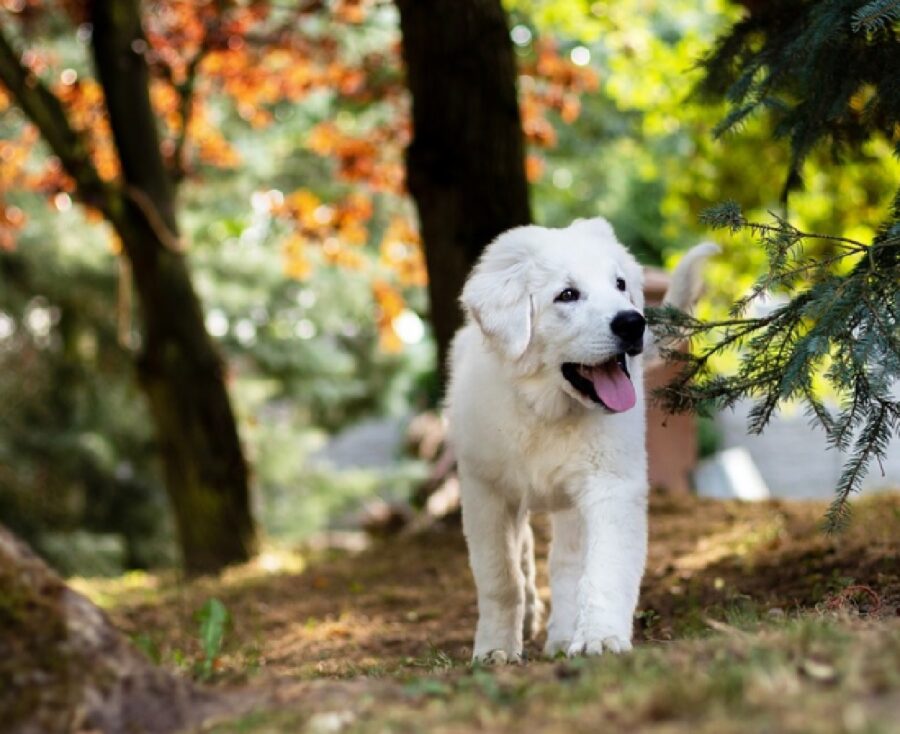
72 492 900 732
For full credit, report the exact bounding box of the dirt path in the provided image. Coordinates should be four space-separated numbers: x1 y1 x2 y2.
76 492 900 732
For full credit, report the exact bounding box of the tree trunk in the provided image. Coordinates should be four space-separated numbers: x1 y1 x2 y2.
118 222 258 575
89 0 256 574
396 0 532 385
0 4 256 573
0 525 233 733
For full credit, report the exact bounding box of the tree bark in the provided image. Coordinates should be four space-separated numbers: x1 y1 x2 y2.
0 525 230 733
0 6 257 574
396 0 532 385
87 0 257 574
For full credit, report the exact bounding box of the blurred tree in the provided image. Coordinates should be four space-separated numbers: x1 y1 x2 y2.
396 0 532 380
0 232 169 572
502 0 896 332
11 0 890 566
0 1 256 573
0 0 452 571
654 0 900 526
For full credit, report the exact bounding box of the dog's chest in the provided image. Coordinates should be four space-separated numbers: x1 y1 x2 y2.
498 420 613 511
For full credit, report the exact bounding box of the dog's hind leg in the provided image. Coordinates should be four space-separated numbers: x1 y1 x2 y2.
544 509 583 657
520 518 544 642
461 474 525 664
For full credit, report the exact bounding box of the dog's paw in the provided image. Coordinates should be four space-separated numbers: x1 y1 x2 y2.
523 596 545 642
566 634 632 657
473 649 524 666
543 638 571 658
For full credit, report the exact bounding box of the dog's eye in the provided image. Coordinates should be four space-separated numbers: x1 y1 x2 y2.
555 288 580 303
616 277 627 292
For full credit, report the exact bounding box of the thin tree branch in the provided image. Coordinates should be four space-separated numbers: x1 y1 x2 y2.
170 46 207 182
166 15 221 182
91 0 180 237
123 184 184 251
0 28 119 217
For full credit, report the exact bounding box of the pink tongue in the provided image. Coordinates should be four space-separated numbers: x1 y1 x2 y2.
590 361 636 412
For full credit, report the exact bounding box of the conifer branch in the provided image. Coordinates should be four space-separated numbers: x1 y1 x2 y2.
851 0 900 32
650 205 900 531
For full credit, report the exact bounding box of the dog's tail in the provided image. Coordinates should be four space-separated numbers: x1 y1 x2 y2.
662 241 720 311
644 241 719 366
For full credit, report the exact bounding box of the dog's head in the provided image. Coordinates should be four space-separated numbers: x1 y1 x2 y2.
461 218 645 413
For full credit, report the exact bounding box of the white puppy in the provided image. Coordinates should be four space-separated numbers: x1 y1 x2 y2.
446 217 715 663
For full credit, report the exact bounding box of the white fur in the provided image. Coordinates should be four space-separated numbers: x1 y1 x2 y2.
446 218 713 663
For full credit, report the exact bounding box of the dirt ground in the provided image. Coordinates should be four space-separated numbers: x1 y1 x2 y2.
76 491 900 732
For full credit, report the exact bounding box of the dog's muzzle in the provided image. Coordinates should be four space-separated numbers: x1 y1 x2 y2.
610 310 645 356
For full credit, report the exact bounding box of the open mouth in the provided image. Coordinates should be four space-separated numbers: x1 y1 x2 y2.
561 354 636 412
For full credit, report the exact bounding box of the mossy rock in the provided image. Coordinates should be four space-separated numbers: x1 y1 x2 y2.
0 526 228 733
0 540 75 731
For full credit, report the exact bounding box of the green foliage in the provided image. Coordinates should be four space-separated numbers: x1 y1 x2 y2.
407 644 455 674
507 0 743 264
131 632 162 665
648 0 900 526
0 11 430 573
651 204 899 529
851 0 900 32
0 198 175 571
506 0 897 292
3 0 898 572
698 0 900 201
195 597 230 681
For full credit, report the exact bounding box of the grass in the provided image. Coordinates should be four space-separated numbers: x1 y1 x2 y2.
72 491 900 733
204 616 900 734
358 619 898 734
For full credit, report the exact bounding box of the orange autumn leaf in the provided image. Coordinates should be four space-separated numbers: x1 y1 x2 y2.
372 279 405 353
526 154 545 183
379 326 403 354
516 40 600 150
54 78 120 181
274 190 373 250
380 215 427 287
283 190 323 228
560 95 581 124
282 234 314 280
0 201 25 251
322 243 366 270
339 219 368 246
108 231 123 255
338 192 375 224
333 0 376 25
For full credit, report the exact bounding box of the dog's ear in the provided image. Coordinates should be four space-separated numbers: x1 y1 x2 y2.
573 216 616 242
461 227 537 360
627 259 646 311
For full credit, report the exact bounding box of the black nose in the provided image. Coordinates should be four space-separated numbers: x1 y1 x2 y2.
610 310 645 353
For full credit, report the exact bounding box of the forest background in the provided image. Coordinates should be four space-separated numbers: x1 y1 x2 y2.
1 0 897 577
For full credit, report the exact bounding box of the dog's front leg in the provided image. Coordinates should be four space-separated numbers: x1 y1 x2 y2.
544 508 583 656
568 483 647 656
460 473 526 664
